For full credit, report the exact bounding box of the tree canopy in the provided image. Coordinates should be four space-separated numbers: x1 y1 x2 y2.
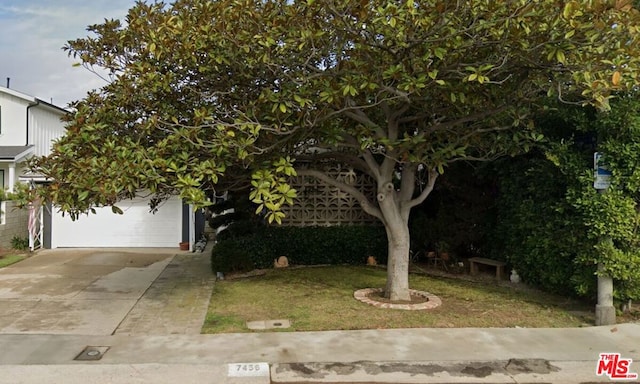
32 0 640 300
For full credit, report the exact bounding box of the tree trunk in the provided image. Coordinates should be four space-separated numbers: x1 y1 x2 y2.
299 161 436 303
384 217 412 301
377 181 412 301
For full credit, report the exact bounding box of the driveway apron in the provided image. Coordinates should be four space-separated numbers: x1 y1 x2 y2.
0 249 181 335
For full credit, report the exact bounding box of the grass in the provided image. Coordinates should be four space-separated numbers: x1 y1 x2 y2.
202 265 595 334
0 254 25 269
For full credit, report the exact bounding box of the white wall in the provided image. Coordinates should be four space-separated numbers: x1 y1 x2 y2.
0 91 30 146
0 87 67 153
28 104 66 156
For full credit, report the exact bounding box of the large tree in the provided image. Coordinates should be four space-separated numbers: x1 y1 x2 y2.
32 0 640 300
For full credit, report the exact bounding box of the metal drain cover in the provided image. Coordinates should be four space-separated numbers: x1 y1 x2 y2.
246 319 291 330
74 346 110 361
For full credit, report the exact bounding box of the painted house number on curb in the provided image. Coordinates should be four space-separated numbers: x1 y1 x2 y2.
227 362 270 377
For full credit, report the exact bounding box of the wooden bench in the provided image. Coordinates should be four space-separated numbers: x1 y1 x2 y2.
468 257 507 279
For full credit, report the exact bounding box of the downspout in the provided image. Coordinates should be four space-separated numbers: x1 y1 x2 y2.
26 99 39 146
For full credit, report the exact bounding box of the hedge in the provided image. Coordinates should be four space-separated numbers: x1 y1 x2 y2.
211 225 388 273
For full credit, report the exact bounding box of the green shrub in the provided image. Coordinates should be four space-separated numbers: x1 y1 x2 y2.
210 239 256 273
211 225 387 273
488 156 596 297
215 220 262 241
10 236 29 251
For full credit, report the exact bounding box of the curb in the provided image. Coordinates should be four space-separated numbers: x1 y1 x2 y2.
270 360 610 384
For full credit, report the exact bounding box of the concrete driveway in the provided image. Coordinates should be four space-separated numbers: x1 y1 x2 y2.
0 249 191 335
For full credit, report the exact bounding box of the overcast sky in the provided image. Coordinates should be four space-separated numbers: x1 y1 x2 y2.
0 0 138 108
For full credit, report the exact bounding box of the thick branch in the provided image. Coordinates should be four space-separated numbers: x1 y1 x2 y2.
425 105 510 134
398 164 417 203
380 153 397 181
387 116 399 141
362 150 381 180
338 134 383 180
297 168 385 223
381 86 410 103
458 124 513 143
405 168 438 210
296 151 374 178
342 109 386 139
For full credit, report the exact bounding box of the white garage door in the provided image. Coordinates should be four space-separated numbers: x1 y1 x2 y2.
51 197 183 248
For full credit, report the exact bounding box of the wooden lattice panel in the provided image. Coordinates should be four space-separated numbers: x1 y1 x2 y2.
281 165 378 226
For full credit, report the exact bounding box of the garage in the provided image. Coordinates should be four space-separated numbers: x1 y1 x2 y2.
48 197 186 248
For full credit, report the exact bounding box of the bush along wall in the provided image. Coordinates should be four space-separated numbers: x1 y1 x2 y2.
488 155 596 297
211 225 388 273
488 96 640 301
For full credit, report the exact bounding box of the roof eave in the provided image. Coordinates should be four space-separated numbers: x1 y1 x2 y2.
0 146 35 162
0 86 36 104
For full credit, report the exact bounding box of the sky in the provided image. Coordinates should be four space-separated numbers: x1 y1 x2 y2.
0 0 138 108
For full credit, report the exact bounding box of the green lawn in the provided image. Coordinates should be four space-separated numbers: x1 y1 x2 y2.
202 266 594 334
0 254 25 269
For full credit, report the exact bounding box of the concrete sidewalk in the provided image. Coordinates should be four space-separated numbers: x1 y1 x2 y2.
0 324 638 383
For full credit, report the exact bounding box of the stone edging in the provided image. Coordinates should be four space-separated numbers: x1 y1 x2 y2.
353 288 442 310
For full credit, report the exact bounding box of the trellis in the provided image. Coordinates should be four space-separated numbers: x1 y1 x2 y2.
280 165 378 226
28 201 43 251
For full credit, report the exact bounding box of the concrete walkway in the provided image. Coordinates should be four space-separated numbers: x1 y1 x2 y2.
0 247 638 383
114 251 215 335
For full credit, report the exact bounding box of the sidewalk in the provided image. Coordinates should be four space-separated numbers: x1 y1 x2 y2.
0 324 637 383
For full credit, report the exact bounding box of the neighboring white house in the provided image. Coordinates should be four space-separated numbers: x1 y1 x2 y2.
0 85 67 193
0 85 201 250
0 85 67 249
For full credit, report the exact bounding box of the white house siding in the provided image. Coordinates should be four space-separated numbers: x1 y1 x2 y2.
0 91 30 146
28 104 66 156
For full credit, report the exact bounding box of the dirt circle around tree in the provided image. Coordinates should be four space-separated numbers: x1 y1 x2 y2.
353 288 442 310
